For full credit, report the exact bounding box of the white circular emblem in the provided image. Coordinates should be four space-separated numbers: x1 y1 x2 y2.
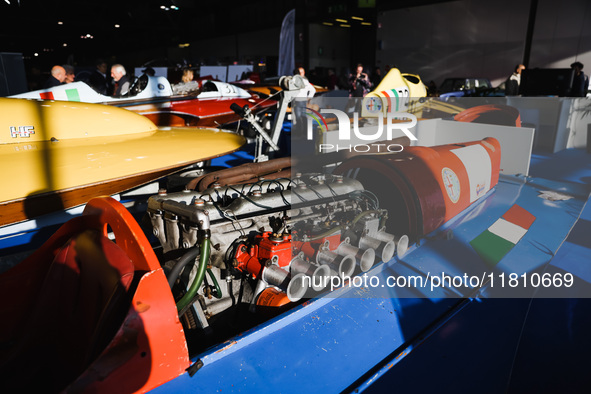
441 167 460 203
365 97 382 113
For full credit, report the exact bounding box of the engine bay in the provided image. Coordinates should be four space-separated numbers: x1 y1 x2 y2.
147 168 408 353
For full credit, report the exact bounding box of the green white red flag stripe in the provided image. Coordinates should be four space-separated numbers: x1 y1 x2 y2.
38 88 80 102
380 89 400 112
65 88 80 101
470 204 536 265
39 91 54 100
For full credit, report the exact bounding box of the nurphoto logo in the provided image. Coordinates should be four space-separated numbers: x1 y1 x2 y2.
305 106 417 153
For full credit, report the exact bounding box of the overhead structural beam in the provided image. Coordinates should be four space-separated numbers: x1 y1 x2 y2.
522 0 538 68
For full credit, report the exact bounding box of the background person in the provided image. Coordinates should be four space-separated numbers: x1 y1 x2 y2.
111 64 130 97
571 61 589 97
88 59 110 95
371 66 383 87
181 68 194 83
505 64 525 96
43 65 66 88
327 68 338 90
296 66 316 98
63 64 75 83
348 63 372 97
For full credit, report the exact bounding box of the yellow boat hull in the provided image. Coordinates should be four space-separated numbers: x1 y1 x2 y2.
361 68 427 117
0 98 245 225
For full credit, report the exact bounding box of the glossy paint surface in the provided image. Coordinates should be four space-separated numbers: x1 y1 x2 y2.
0 99 244 203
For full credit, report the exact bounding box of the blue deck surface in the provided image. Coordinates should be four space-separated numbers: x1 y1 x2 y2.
529 149 591 285
506 149 591 392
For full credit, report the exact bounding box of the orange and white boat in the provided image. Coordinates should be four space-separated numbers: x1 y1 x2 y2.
10 75 276 127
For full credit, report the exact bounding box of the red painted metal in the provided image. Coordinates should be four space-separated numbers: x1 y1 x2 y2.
121 95 276 128
0 197 190 393
335 138 501 240
257 233 292 268
235 243 265 278
454 104 521 127
256 287 291 307
293 233 342 260
235 232 293 277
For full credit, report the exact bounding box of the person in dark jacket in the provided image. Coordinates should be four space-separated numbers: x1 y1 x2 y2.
348 64 372 97
43 65 66 88
371 67 383 87
110 64 130 97
88 59 110 95
571 61 589 97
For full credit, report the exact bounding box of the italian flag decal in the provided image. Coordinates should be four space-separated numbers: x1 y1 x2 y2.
381 89 400 112
380 87 408 112
65 88 80 101
38 89 80 101
470 204 536 265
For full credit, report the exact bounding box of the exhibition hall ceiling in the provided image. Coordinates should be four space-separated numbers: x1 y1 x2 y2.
0 0 450 66
1 0 293 61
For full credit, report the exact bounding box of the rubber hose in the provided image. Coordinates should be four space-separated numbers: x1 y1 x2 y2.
350 209 384 227
167 245 201 289
176 238 211 313
308 226 342 241
206 268 223 299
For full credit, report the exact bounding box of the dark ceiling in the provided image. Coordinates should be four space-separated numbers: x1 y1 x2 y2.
0 0 449 70
1 0 298 66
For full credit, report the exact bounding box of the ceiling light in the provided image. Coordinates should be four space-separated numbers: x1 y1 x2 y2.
362 22 372 26
335 19 347 23
351 16 364 20
114 24 120 28
340 24 351 28
57 21 63 25
322 22 334 26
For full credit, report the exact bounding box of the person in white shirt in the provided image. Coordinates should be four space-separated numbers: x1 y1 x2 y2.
297 66 316 98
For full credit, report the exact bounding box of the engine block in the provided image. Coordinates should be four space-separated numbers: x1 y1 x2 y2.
147 173 407 332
